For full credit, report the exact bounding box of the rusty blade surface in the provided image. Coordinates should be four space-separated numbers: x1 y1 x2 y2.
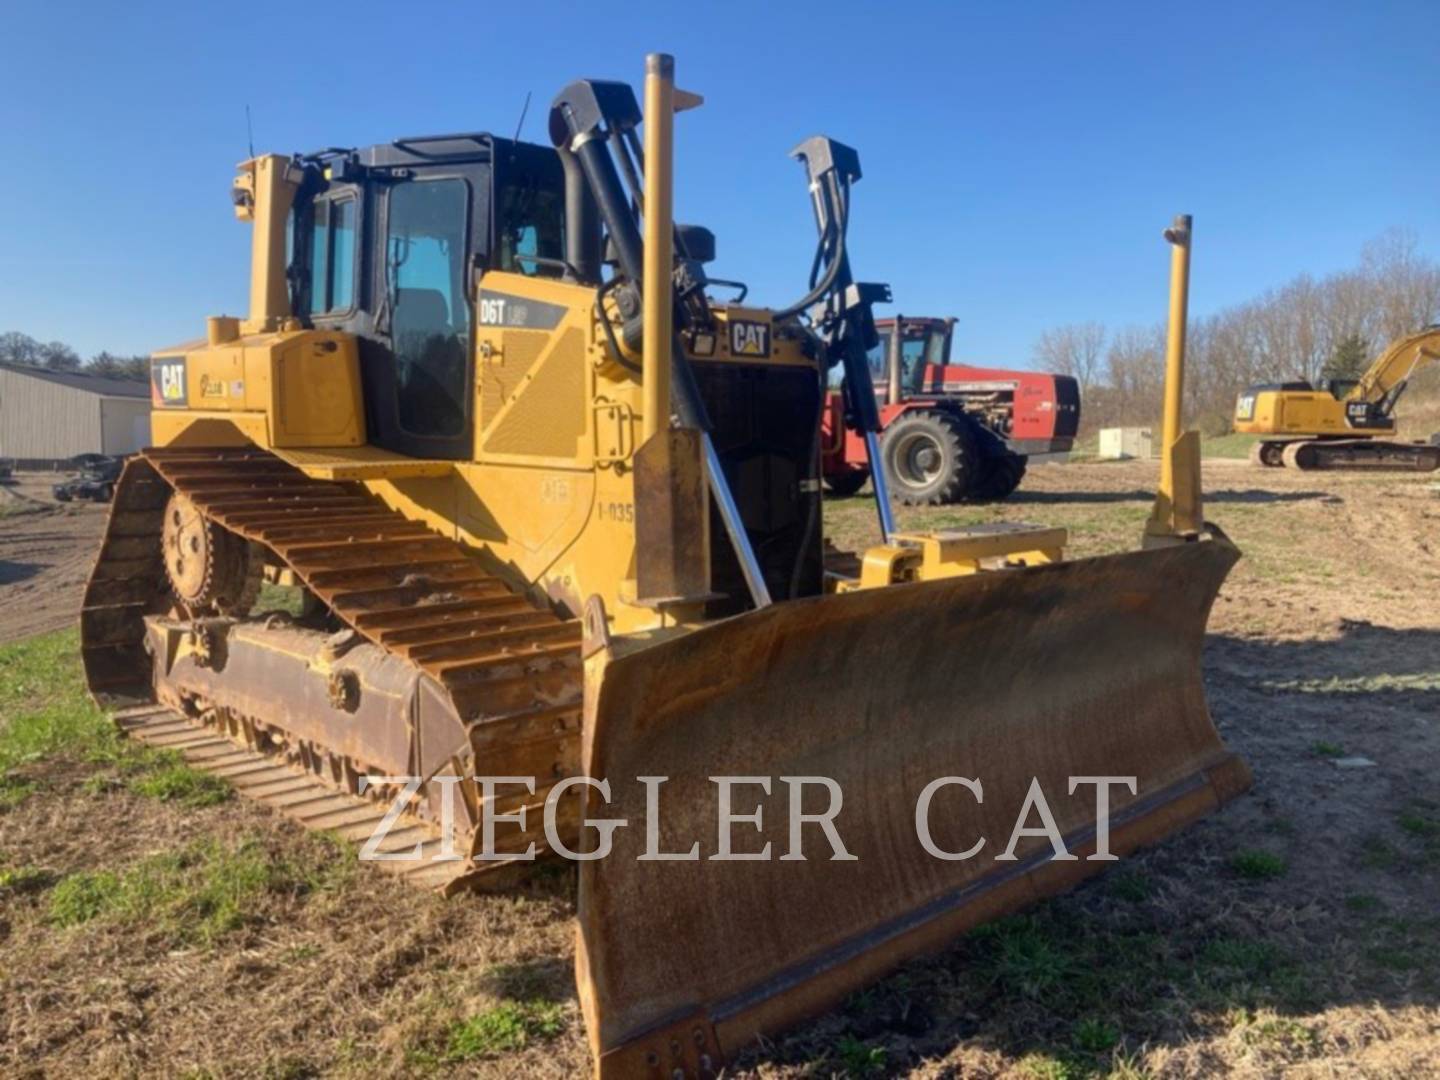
577 537 1248 1075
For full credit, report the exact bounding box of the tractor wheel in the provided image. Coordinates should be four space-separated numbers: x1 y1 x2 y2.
881 410 978 505
968 453 1029 502
823 469 869 497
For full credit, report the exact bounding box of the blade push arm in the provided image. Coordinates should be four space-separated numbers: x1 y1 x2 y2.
789 137 897 541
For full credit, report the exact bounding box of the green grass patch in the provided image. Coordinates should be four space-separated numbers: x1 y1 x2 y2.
1344 893 1383 914
1398 807 1439 839
1310 741 1345 758
438 1001 567 1062
47 838 297 944
0 773 37 808
1201 937 1278 975
971 914 1082 998
1362 917 1440 983
834 1035 888 1076
0 629 113 770
1359 834 1401 871
1105 869 1152 904
1072 1018 1119 1053
254 580 308 618
128 760 232 807
1228 1008 1318 1052
1229 849 1288 881
1020 1051 1094 1080
933 900 1322 1072
1200 432 1260 459
0 628 235 808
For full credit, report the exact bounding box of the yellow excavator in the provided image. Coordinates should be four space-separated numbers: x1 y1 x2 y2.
1234 327 1440 470
82 55 1247 1077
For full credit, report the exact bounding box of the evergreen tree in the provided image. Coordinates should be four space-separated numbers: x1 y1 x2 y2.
1322 334 1369 382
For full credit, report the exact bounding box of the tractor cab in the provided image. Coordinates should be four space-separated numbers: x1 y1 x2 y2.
863 316 954 402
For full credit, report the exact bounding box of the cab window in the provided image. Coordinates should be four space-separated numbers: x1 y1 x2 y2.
901 329 946 393
386 177 470 438
307 195 356 314
866 331 890 382
496 180 564 275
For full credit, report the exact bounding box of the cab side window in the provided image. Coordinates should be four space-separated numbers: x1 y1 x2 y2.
866 331 890 382
308 195 357 314
496 181 564 275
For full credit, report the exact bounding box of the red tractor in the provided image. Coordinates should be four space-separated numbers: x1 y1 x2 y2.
822 315 1080 503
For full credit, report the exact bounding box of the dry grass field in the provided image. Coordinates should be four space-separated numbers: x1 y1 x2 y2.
2 457 1438 1078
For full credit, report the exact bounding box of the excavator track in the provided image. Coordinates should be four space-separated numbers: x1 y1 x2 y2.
1280 438 1440 471
82 447 583 892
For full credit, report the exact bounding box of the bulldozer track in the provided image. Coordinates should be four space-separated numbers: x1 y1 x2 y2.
114 703 473 892
82 448 584 891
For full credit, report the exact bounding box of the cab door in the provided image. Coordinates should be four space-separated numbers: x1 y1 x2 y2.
359 172 480 461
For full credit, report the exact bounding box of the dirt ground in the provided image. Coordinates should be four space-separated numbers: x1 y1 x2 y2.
2 458 1438 1078
0 474 106 643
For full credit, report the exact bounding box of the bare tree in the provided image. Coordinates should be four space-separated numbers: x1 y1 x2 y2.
1032 322 1107 396
39 341 81 371
0 331 41 366
1037 230 1440 437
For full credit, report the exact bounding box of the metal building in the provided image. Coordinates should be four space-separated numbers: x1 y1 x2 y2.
0 362 151 463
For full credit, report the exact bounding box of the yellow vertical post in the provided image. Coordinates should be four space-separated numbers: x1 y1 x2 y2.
239 154 301 333
1158 214 1190 506
641 53 675 443
1146 214 1204 544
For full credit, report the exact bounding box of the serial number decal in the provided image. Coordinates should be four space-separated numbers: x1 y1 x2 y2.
540 478 572 504
598 501 634 523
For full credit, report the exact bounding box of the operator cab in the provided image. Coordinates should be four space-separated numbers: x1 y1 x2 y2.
860 317 952 398
285 135 565 460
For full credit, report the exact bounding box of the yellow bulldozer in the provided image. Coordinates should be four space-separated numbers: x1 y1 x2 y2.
82 54 1247 1077
1234 326 1440 470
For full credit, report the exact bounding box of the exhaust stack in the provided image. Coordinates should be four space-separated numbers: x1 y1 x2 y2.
640 54 675 444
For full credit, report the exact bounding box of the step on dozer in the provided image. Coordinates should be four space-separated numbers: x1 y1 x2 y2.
81 53 1246 1077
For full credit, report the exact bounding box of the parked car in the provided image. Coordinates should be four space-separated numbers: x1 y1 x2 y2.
53 454 124 503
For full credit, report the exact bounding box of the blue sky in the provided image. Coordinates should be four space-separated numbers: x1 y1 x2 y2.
1 1 1435 367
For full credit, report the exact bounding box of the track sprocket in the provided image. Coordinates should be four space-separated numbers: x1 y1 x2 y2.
161 491 261 614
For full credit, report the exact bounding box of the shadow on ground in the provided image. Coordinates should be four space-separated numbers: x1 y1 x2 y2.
1008 487 1334 506
0 560 39 586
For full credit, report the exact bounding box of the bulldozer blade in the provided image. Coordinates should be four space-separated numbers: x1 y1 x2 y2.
576 535 1248 1076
